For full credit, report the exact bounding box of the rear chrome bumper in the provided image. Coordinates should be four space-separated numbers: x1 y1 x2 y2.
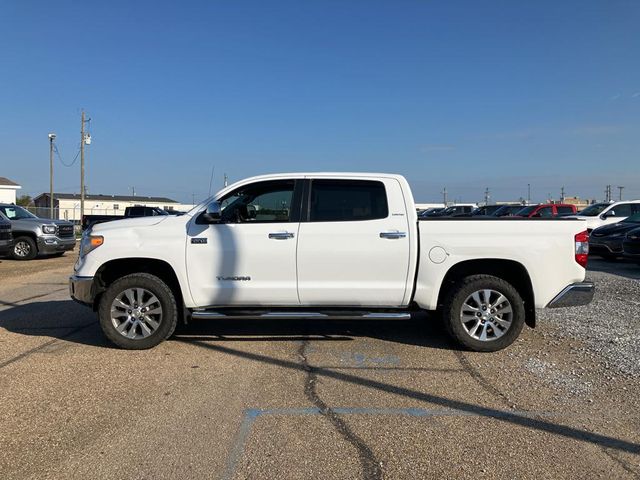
547 282 595 308
69 275 96 307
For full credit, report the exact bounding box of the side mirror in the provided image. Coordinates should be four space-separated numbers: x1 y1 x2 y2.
602 210 615 219
201 202 222 223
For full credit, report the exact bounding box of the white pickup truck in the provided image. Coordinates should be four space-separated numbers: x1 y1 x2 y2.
70 173 594 351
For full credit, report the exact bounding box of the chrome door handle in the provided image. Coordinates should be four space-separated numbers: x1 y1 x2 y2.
380 230 406 239
268 232 295 240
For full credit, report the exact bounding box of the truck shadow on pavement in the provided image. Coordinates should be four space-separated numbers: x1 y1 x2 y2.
0 300 109 351
177 313 453 349
0 299 452 351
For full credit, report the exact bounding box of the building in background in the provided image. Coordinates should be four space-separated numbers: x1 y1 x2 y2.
552 196 593 211
0 177 21 204
33 193 193 221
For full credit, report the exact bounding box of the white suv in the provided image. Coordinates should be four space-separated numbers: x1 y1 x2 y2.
570 200 640 231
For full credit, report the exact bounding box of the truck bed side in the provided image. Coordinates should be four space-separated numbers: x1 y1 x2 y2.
414 218 588 310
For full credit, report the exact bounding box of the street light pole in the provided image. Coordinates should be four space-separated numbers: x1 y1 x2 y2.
80 110 85 222
48 133 56 219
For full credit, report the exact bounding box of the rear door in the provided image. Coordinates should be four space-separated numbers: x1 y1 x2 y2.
296 177 411 306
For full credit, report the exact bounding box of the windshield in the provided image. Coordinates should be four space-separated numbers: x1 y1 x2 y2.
493 205 520 217
516 205 537 216
475 205 502 216
622 212 640 223
0 205 38 220
578 203 609 216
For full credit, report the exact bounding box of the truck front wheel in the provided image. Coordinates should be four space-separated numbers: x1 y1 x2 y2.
12 236 37 260
442 275 525 352
98 273 178 349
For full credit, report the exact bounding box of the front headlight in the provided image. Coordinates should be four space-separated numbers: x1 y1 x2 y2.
80 235 104 257
42 224 57 234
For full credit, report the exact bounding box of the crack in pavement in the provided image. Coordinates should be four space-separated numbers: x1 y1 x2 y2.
298 340 383 480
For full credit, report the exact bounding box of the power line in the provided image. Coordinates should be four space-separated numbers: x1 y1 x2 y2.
54 143 81 167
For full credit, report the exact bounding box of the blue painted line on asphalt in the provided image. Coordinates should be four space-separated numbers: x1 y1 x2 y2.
223 406 561 479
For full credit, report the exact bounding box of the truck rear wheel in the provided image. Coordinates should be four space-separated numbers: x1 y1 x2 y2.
98 273 178 349
11 236 37 260
442 275 525 352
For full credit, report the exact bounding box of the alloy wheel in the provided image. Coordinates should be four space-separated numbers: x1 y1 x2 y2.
110 288 163 339
460 289 513 341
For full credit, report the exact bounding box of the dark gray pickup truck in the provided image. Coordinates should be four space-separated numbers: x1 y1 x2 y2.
0 215 12 256
0 204 76 260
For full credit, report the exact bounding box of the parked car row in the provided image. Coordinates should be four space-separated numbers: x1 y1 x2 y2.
589 212 640 263
418 203 577 219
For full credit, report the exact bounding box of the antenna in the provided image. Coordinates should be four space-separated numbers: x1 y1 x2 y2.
208 165 216 196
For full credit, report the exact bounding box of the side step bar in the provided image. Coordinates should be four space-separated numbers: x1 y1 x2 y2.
190 310 412 320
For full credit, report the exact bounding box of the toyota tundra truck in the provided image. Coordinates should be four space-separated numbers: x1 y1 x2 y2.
70 173 594 351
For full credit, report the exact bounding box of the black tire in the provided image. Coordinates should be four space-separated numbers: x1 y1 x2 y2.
98 273 178 349
11 236 37 260
442 274 525 352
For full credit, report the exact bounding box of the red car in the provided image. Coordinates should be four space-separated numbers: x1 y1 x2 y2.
515 204 577 218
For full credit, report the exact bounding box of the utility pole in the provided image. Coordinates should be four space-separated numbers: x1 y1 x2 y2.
560 186 565 203
80 110 87 221
48 133 56 219
617 186 624 201
131 186 136 196
605 185 612 202
484 187 490 205
527 184 531 204
442 187 448 206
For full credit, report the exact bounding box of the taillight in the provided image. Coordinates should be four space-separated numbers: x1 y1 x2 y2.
575 230 589 268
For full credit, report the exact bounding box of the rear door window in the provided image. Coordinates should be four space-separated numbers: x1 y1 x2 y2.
308 180 388 222
610 203 633 217
556 206 575 215
536 207 553 218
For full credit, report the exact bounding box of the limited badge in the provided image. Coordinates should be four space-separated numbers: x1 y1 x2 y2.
191 238 207 244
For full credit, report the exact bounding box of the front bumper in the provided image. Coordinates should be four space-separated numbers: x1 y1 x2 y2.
69 275 96 307
623 251 640 262
589 240 623 255
547 282 595 308
38 236 76 254
0 239 12 256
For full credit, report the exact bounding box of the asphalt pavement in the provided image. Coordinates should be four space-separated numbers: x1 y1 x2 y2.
0 254 639 479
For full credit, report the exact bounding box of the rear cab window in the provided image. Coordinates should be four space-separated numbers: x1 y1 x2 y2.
308 179 388 222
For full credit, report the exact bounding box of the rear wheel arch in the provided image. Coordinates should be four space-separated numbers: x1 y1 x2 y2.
437 259 536 328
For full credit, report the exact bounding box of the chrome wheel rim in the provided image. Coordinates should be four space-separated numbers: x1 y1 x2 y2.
110 288 163 339
460 289 513 341
14 241 31 257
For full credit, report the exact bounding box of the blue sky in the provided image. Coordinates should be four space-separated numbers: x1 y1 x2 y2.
1 0 638 204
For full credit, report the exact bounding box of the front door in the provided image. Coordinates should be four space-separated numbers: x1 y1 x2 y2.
186 179 302 307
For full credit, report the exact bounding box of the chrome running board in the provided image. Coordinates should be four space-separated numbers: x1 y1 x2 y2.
190 310 412 320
